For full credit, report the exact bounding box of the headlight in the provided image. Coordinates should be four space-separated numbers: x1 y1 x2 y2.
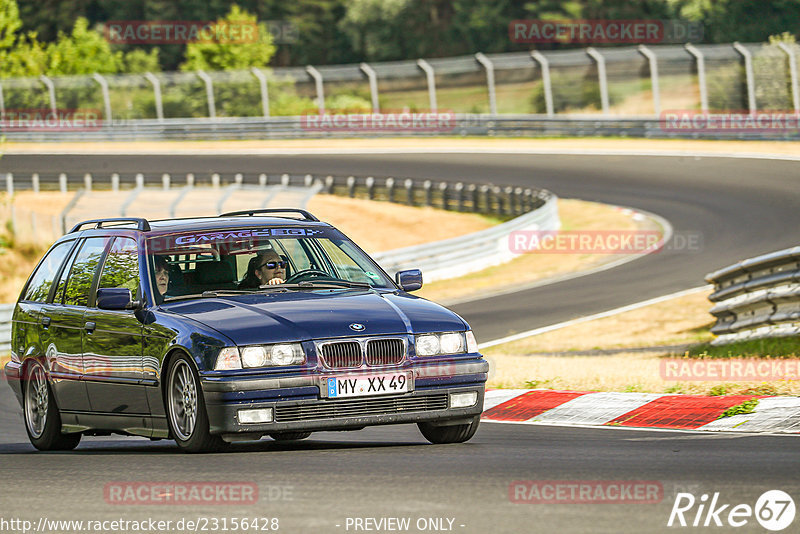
214 344 306 370
215 347 242 370
416 334 441 356
466 330 479 353
415 332 468 357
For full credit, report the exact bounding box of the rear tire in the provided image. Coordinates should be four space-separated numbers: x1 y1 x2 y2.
24 361 81 451
418 415 480 444
166 355 227 453
269 431 312 441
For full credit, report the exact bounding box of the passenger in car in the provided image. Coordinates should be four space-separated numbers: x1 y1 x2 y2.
154 256 170 302
238 251 286 288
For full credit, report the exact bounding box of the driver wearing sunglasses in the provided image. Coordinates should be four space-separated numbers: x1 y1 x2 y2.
239 251 287 288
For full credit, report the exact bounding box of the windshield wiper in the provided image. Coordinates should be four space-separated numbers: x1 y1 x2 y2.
163 289 277 302
281 280 372 290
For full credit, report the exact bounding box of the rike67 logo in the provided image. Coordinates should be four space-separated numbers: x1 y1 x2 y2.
668 490 796 531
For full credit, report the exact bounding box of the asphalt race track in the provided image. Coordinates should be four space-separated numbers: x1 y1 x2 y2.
1 152 799 533
4 152 800 341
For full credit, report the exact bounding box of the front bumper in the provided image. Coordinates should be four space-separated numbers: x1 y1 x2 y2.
201 359 488 436
4 360 23 407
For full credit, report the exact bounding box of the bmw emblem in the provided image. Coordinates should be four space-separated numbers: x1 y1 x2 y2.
349 323 365 332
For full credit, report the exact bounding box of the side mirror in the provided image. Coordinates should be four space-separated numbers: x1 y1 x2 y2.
395 269 423 292
97 288 140 311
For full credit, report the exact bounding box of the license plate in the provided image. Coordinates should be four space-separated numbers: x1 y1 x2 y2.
324 372 411 398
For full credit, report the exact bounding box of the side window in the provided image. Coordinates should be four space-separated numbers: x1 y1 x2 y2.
53 246 79 304
98 238 140 298
22 241 74 303
64 237 110 307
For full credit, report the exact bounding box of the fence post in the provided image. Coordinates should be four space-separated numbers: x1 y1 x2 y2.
405 179 414 205
196 70 217 119
281 173 290 187
514 187 523 215
524 188 533 212
144 72 164 122
324 175 334 193
638 45 661 117
586 48 610 115
39 75 57 115
777 43 800 114
530 51 554 117
733 42 757 113
346 176 356 197
306 66 325 115
475 53 497 115
5 173 13 196
135 173 144 189
439 182 449 210
304 174 313 187
481 185 491 213
31 173 39 194
83 173 92 193
92 73 112 124
186 173 195 187
259 173 268 187
468 184 478 213
162 173 171 190
235 173 244 186
496 187 506 215
212 173 221 188
385 177 395 202
59 173 67 194
685 44 709 113
360 63 380 113
455 182 464 212
111 173 120 192
365 176 374 200
417 59 437 112
251 67 270 118
423 180 432 207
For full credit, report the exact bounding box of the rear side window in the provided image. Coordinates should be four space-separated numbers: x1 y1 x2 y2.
64 237 111 307
98 238 140 297
22 241 74 303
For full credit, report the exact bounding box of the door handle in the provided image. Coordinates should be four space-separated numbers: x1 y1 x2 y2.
84 321 96 333
40 316 51 328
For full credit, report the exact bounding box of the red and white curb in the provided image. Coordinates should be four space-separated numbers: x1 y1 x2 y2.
481 390 800 433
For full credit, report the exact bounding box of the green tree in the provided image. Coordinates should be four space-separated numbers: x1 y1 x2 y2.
45 17 123 74
180 5 275 71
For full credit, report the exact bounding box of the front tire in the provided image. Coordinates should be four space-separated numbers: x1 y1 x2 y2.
269 432 312 441
418 415 480 444
24 361 81 451
166 355 227 453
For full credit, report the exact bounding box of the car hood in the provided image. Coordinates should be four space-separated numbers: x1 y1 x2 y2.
162 289 467 346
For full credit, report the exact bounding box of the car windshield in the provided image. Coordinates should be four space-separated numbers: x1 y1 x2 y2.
146 226 394 300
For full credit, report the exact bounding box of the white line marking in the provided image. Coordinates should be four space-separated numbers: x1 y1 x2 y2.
478 285 712 349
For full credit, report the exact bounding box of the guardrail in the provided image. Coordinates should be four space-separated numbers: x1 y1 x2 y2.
706 246 800 345
2 114 799 142
374 192 559 282
0 304 12 353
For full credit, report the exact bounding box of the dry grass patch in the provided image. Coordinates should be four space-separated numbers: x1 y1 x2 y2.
417 199 646 303
307 194 493 253
487 351 800 396
484 288 714 355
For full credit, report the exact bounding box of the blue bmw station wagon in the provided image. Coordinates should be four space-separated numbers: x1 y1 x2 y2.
5 209 488 452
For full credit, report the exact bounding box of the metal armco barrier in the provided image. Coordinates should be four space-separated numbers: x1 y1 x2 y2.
1 114 799 142
706 246 800 345
373 193 559 283
0 304 12 353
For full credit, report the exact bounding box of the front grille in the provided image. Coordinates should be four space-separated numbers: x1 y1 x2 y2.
366 338 405 366
320 341 362 369
275 394 449 422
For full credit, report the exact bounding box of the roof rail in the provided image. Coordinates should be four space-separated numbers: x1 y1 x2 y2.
69 217 152 233
219 208 320 222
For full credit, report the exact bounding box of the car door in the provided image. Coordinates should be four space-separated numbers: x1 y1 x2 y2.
82 237 149 415
37 238 92 413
